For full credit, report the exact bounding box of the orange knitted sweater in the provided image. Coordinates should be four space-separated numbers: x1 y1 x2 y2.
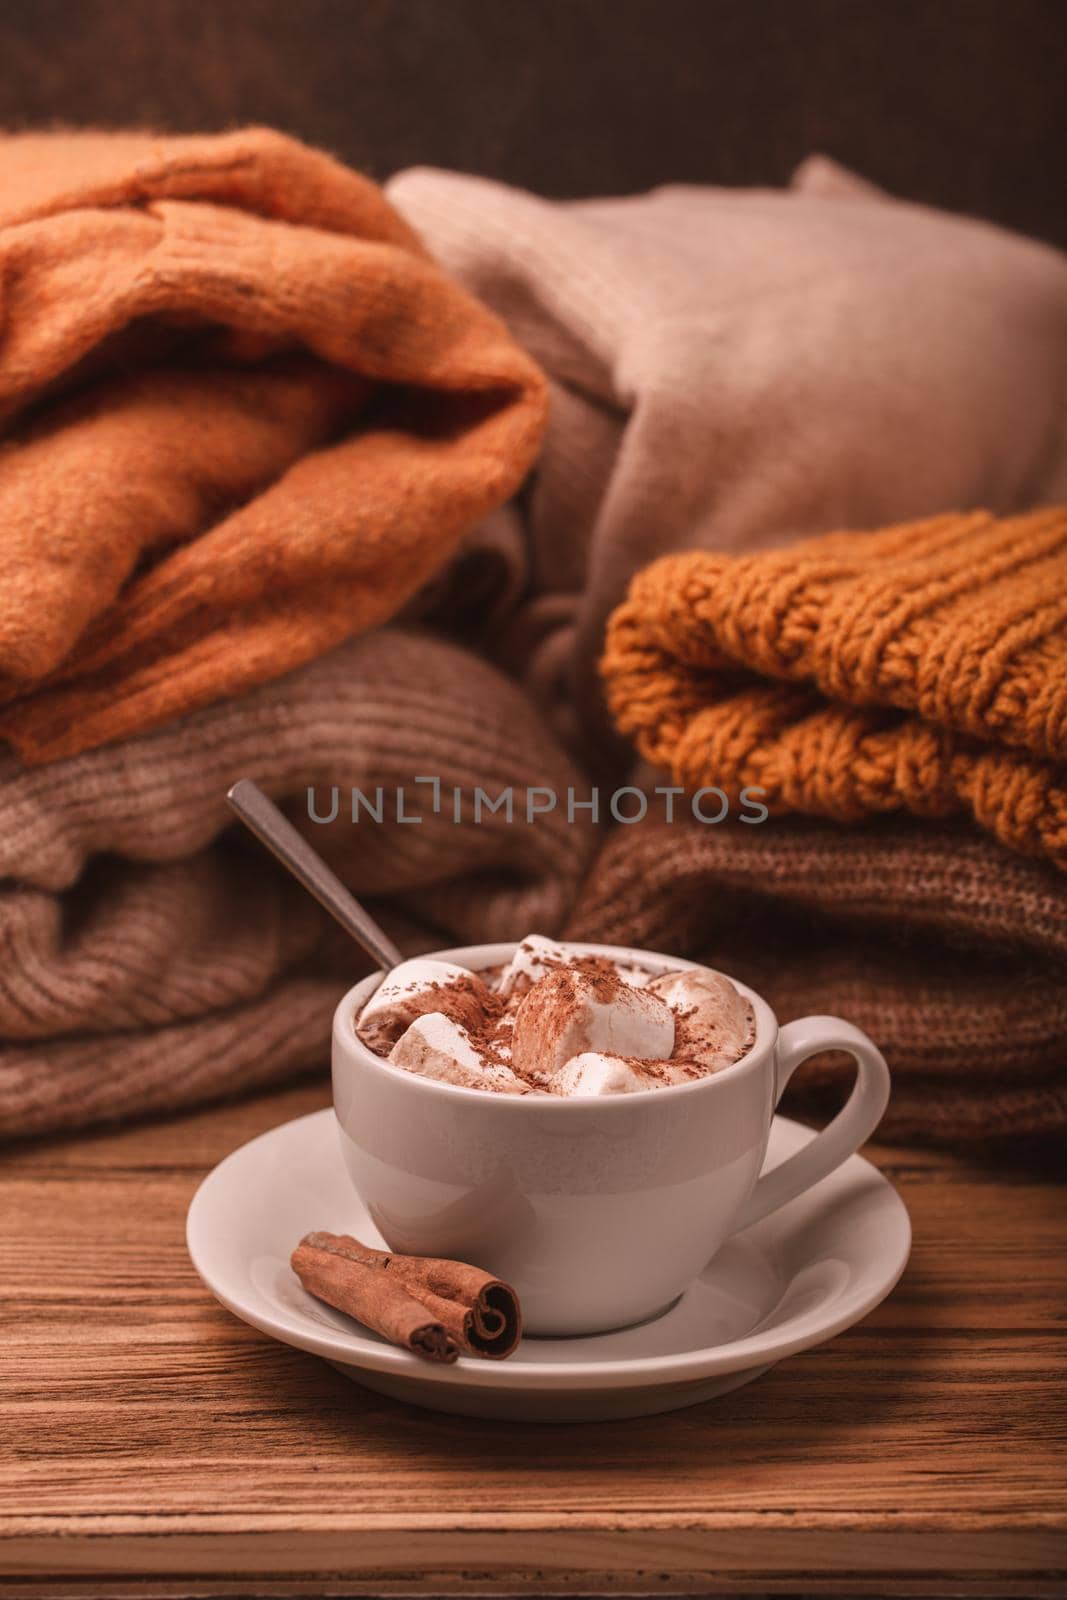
600 508 1067 867
0 128 547 764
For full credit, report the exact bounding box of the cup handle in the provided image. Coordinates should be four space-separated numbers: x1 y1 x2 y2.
734 1016 890 1231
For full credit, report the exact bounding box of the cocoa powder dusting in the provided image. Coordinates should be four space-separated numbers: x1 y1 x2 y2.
430 975 505 1040
358 973 502 1056
359 949 754 1091
669 998 755 1072
509 968 587 1086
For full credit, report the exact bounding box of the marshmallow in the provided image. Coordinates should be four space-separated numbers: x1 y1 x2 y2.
551 1053 658 1095
357 941 754 1099
388 1012 525 1094
497 935 654 995
496 934 569 995
357 958 477 1052
616 963 652 988
510 966 675 1083
647 967 754 1067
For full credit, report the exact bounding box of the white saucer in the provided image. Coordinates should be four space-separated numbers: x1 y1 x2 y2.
187 1109 910 1422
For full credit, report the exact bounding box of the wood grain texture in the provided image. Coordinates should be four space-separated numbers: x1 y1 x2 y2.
1 1080 1065 1597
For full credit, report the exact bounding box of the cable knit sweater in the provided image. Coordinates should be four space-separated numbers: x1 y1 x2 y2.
601 508 1067 867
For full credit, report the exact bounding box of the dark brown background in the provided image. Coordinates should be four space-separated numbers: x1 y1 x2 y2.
1 0 1065 246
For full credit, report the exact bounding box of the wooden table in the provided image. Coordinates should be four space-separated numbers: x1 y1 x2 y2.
3 1080 1065 1598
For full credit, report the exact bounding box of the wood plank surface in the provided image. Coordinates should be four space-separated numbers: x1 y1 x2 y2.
1 1080 1065 1597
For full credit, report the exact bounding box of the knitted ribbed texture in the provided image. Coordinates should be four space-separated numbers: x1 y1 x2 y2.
388 156 1067 761
565 818 1067 1144
601 508 1067 867
0 628 596 1139
0 128 546 764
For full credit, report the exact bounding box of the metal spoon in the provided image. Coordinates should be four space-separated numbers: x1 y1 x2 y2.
226 778 403 973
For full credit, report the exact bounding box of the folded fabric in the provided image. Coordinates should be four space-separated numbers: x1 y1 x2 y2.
0 128 547 764
601 507 1067 868
388 157 1067 762
565 817 1067 1144
0 628 596 1139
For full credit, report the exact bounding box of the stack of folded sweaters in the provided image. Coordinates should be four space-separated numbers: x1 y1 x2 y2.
2 130 1064 1145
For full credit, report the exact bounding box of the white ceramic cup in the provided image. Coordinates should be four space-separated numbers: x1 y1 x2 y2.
332 941 890 1336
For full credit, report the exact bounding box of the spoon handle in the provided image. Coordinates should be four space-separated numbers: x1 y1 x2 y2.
226 779 403 973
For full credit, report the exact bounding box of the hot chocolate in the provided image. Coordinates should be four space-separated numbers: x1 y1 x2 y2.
355 935 755 1096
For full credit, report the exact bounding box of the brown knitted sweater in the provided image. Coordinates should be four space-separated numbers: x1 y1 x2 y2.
601 508 1067 866
565 817 1067 1145
0 628 596 1139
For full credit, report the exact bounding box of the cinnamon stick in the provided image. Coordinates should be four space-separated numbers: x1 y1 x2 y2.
291 1234 457 1362
290 1232 522 1362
